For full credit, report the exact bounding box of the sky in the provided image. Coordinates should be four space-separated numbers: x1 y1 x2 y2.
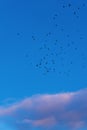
0 0 87 129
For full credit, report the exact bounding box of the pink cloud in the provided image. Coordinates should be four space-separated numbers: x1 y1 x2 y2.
23 116 56 127
0 89 87 129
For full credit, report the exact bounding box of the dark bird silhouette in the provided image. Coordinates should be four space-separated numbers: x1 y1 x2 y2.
68 3 71 7
32 36 36 40
17 33 20 36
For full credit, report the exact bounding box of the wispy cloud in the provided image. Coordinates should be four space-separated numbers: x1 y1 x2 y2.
0 89 87 130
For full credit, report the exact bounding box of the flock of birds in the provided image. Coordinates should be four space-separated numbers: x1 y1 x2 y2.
19 1 86 76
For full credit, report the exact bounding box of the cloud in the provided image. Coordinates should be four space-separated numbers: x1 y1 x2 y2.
0 89 87 130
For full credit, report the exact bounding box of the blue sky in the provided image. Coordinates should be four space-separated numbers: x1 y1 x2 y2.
0 0 87 129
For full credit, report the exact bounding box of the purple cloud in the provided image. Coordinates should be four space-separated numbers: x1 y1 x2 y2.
0 89 87 130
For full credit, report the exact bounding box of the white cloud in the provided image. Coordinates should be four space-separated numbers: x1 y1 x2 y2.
0 89 87 130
